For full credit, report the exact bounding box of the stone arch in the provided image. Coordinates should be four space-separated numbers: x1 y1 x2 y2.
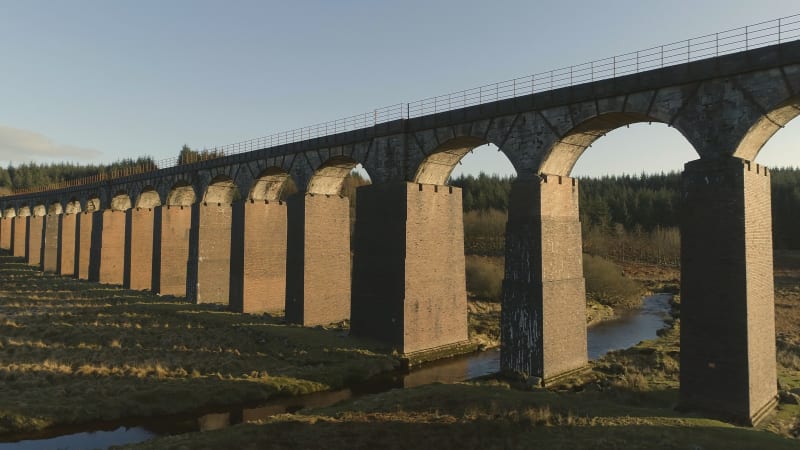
65 198 82 214
135 187 162 209
110 191 132 211
3 207 16 218
18 206 31 217
203 175 240 205
734 96 800 162
48 202 63 215
413 136 489 185
32 204 46 217
249 167 295 201
307 156 366 195
166 181 196 206
86 196 101 212
539 112 681 176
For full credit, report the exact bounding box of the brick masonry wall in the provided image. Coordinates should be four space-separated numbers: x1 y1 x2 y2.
76 212 93 279
680 157 776 424
58 214 77 276
12 217 26 257
403 183 468 354
197 203 233 305
0 218 11 250
127 208 155 291
99 210 126 285
501 176 587 382
286 194 350 326
42 214 60 273
230 201 287 313
26 216 44 267
351 182 469 354
157 206 192 297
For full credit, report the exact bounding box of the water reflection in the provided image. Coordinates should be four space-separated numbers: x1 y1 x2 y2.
0 294 671 450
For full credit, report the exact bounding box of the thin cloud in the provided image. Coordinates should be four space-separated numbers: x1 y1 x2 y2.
0 125 102 162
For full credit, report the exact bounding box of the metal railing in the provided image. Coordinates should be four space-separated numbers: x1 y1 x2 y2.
8 13 800 196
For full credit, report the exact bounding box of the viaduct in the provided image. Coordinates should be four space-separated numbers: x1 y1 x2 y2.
1 20 799 425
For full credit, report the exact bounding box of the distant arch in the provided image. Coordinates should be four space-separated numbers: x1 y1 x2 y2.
18 206 31 217
413 137 488 185
85 196 101 212
48 202 63 215
307 156 362 195
32 204 46 217
110 191 132 211
166 181 196 207
538 112 691 176
735 96 800 162
3 207 16 218
249 167 295 202
203 175 240 205
65 199 82 215
136 187 162 209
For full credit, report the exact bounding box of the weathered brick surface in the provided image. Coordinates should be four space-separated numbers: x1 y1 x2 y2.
351 182 468 354
12 217 27 257
157 206 192 297
76 213 94 279
0 218 11 250
230 201 287 313
26 216 44 267
98 210 126 285
286 194 350 326
127 208 155 291
680 157 777 424
197 203 232 305
58 214 77 276
501 176 587 382
42 214 60 273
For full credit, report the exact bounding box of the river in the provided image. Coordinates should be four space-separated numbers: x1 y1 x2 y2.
0 293 672 449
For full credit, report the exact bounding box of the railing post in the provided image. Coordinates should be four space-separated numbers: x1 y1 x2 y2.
660 45 664 67
716 32 719 57
778 18 782 44
687 38 691 62
612 56 616 77
745 25 749 50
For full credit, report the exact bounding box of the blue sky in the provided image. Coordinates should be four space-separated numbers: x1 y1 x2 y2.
0 0 798 178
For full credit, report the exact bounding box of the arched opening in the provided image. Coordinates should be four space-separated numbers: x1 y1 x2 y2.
203 175 240 205
110 192 132 211
3 207 16 218
249 168 297 202
136 187 162 209
167 181 196 207
32 204 46 217
307 156 365 195
414 136 487 185
18 206 31 217
65 199 82 215
48 202 63 215
85 197 101 212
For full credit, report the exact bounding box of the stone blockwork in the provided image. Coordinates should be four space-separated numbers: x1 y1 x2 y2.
12 217 26 258
42 214 60 273
286 194 350 326
680 157 777 425
26 216 44 267
58 214 77 276
155 206 193 297
352 182 468 354
0 218 11 250
230 200 287 314
501 176 587 383
126 208 155 291
98 210 127 285
76 212 94 280
196 203 233 304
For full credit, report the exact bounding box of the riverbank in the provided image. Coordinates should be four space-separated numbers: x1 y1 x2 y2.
0 254 400 436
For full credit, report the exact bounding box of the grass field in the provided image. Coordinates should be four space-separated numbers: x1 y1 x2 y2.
0 255 399 434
